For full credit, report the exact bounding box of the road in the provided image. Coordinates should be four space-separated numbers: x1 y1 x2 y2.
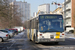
0 30 75 50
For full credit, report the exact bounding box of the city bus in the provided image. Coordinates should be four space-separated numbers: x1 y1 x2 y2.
27 14 65 44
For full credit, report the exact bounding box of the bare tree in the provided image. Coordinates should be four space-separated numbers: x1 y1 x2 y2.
0 0 22 29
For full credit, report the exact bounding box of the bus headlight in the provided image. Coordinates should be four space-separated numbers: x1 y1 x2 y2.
40 36 42 38
40 36 44 38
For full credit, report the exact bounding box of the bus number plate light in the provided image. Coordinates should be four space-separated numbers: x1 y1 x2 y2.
50 39 55 41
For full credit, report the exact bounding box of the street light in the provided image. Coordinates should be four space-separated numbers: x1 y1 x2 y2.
51 1 57 9
51 1 62 8
51 1 63 14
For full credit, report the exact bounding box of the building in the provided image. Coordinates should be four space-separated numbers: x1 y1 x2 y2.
38 4 50 14
71 0 75 28
50 11 53 14
10 1 30 22
52 7 63 14
33 12 37 17
9 0 16 3
64 0 75 32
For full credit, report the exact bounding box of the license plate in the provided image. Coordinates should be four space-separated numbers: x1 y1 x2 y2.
51 39 55 41
50 35 54 39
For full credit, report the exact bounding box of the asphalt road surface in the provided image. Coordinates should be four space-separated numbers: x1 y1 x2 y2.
0 30 75 50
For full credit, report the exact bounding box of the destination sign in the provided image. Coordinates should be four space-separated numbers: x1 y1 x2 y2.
40 16 57 19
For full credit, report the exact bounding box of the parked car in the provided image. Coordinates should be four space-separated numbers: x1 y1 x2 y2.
0 30 14 38
14 26 24 32
5 29 15 35
13 28 21 33
19 27 24 31
0 31 9 42
23 28 25 31
65 30 74 34
9 29 18 35
69 30 74 33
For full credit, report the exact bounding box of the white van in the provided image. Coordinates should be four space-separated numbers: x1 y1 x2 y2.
14 26 23 32
14 27 21 32
19 27 23 31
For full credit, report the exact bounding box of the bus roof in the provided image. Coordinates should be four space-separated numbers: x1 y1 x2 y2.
39 14 63 16
27 14 63 21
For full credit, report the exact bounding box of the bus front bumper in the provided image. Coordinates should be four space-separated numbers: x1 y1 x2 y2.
38 38 65 42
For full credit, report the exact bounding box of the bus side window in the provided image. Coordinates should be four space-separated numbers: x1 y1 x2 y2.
31 20 33 29
36 20 38 30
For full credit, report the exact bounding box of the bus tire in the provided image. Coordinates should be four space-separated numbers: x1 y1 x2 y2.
55 42 59 44
29 39 32 41
29 34 32 41
33 35 35 43
33 35 39 44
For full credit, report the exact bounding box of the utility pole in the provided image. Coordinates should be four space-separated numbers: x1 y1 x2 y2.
51 1 57 14
51 1 57 9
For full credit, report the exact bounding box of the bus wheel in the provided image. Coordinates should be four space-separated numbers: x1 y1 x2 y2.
29 39 32 41
33 36 39 44
55 42 59 44
29 35 32 41
33 36 35 43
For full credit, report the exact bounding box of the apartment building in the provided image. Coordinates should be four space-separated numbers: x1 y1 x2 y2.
38 4 50 14
9 0 16 3
64 0 75 32
10 1 30 22
33 12 37 17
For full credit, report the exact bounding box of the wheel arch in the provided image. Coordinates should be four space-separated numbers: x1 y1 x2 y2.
0 37 3 42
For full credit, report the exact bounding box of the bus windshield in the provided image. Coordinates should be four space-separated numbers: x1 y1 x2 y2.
39 15 64 32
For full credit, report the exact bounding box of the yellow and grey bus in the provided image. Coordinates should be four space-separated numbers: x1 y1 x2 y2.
27 14 65 44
